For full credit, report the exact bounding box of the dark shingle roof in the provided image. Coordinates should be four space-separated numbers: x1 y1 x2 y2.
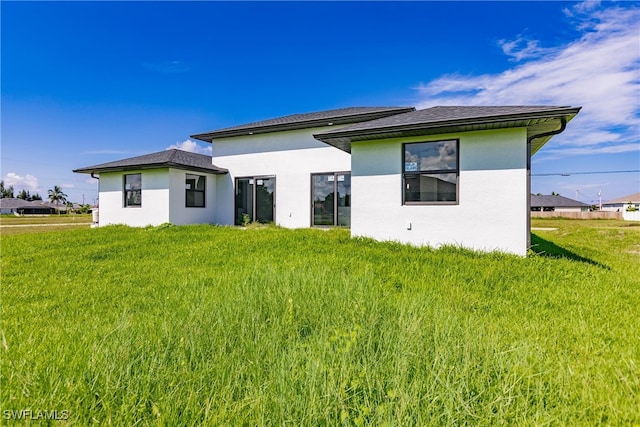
314 105 581 153
190 106 415 141
0 198 53 209
0 198 36 209
73 149 228 174
530 195 590 208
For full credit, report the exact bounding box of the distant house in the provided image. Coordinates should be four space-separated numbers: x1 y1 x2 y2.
601 192 640 212
530 195 590 212
0 198 56 215
601 192 640 221
74 105 580 255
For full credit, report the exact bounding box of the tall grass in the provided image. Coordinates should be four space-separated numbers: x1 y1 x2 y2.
1 220 639 425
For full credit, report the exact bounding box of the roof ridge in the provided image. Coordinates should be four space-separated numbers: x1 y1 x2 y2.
167 148 178 162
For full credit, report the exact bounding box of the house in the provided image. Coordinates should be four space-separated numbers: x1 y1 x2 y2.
601 192 640 221
601 192 640 212
0 198 56 215
530 194 590 212
74 105 580 255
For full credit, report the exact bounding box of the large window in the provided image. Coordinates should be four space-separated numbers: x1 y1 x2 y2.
124 173 141 207
311 172 350 227
186 174 206 207
403 140 458 204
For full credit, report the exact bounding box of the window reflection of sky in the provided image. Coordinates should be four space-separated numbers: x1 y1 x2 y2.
313 175 351 201
126 173 141 189
405 140 457 171
313 175 334 201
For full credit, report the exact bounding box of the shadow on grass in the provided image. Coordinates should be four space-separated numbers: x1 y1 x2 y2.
530 234 610 269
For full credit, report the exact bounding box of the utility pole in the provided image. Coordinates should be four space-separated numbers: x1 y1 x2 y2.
598 190 602 211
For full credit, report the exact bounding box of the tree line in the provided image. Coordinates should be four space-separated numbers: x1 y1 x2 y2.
0 180 43 200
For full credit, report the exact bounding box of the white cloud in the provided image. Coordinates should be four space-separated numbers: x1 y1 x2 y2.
414 3 640 160
3 172 40 192
498 35 549 62
564 0 602 19
167 139 212 155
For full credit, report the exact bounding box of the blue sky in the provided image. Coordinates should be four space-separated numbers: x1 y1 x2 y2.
2 1 638 206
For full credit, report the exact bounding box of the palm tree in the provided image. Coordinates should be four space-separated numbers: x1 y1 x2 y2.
48 185 68 214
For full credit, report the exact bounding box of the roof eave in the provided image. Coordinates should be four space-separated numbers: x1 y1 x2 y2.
314 108 581 153
73 163 228 175
165 162 228 174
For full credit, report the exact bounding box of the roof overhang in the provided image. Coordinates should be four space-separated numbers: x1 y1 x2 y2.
313 107 581 154
73 162 228 175
73 149 229 176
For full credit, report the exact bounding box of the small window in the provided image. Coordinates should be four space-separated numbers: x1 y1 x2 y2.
124 173 141 207
403 140 458 204
186 174 206 207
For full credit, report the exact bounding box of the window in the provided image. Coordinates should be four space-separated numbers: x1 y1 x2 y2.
235 176 275 224
311 172 351 227
186 174 206 207
124 173 141 207
403 140 458 204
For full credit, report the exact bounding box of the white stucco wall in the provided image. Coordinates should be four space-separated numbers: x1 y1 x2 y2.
97 168 219 227
168 169 217 225
98 170 171 227
350 128 529 256
600 205 621 212
210 127 351 228
602 202 640 212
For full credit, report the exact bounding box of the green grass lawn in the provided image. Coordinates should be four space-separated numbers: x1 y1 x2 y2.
0 214 93 225
0 214 92 236
1 219 638 425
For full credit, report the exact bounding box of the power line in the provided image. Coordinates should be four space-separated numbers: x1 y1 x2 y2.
532 169 639 176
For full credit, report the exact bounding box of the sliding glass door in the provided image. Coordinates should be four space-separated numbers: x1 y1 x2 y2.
235 176 275 224
311 172 350 227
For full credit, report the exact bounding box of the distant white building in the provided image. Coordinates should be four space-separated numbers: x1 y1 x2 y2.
602 192 640 221
601 192 640 212
75 105 581 255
